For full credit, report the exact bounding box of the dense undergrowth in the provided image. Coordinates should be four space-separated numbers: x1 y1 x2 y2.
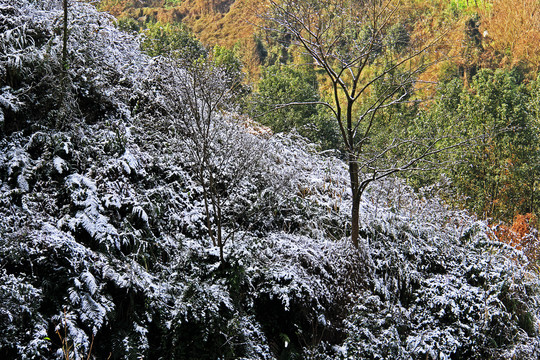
0 1 539 359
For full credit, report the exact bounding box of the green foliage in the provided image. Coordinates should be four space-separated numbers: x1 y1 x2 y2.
418 68 540 221
256 28 292 66
115 17 140 33
251 64 340 149
211 45 249 98
141 21 207 61
253 35 268 65
164 0 183 7
385 22 411 53
212 45 242 76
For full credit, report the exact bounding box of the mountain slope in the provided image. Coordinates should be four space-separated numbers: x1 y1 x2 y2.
100 0 261 48
0 1 539 359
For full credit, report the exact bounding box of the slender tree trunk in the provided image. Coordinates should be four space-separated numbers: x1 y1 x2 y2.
349 152 360 248
201 168 217 247
209 174 225 263
62 0 68 70
346 97 361 248
216 197 224 263
57 0 69 129
212 180 224 263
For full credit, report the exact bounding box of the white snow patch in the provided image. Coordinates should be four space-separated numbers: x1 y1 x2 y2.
53 156 67 174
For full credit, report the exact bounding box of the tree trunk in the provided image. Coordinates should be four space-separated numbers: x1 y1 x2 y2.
216 194 224 263
200 168 217 247
346 95 361 248
62 0 68 70
57 0 69 129
349 152 360 248
351 194 360 248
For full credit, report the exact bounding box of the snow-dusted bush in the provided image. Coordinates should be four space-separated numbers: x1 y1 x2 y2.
0 0 145 134
0 268 48 358
341 180 540 359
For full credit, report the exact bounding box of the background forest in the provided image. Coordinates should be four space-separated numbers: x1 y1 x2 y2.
0 0 539 359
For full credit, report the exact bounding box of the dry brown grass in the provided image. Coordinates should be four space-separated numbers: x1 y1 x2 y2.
100 0 264 47
481 0 540 71
492 213 540 270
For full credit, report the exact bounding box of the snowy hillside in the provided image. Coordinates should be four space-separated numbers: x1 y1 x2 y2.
0 1 539 359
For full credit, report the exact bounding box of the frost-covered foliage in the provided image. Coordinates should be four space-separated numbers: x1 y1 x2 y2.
0 1 539 359
0 0 144 133
340 180 540 359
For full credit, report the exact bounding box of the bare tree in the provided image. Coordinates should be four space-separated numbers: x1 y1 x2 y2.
262 0 454 248
155 57 265 263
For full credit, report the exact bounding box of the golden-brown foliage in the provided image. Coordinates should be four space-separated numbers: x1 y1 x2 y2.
493 213 540 269
482 0 540 70
100 0 263 47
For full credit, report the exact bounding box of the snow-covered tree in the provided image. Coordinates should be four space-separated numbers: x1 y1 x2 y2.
150 55 267 263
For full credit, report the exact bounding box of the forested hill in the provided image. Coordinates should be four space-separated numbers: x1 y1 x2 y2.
1 1 540 359
100 0 259 49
